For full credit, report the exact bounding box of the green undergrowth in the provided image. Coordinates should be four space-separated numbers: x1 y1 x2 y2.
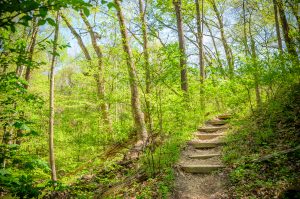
68 127 193 198
67 105 220 198
223 83 300 198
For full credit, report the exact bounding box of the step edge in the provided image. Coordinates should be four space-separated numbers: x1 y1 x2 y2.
181 165 225 168
189 154 221 157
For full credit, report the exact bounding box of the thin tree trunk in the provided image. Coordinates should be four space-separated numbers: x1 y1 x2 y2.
80 11 112 129
273 0 283 53
210 0 234 77
287 2 300 48
24 17 38 88
114 0 148 145
249 13 261 107
276 0 297 56
14 24 38 145
49 12 59 182
138 0 153 132
203 20 222 68
61 14 92 61
242 0 250 55
173 0 188 92
195 0 204 83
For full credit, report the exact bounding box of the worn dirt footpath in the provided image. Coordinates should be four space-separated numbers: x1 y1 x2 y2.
172 115 231 199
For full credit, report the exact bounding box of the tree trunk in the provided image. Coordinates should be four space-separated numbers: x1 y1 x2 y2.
138 0 153 132
49 12 59 182
24 17 38 89
173 0 188 92
249 14 262 107
80 11 112 129
242 0 250 55
114 0 148 144
203 20 222 68
195 0 204 83
276 0 297 56
273 0 283 53
210 0 234 77
287 1 300 48
61 14 92 61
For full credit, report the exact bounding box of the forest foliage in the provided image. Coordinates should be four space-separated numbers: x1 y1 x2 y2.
0 0 299 198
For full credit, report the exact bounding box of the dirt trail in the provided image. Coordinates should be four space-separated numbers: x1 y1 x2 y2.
172 115 230 199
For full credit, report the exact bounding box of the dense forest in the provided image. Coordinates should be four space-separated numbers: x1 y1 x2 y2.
0 0 299 198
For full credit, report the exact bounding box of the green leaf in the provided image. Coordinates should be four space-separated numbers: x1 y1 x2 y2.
24 130 40 137
39 7 48 18
10 25 16 33
46 18 56 26
38 19 46 26
13 121 30 131
107 2 116 9
21 15 32 21
20 15 32 26
82 7 90 17
101 0 108 4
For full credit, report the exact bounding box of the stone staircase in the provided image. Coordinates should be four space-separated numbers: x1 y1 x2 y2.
179 114 231 174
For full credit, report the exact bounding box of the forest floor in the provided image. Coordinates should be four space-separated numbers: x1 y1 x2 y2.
172 116 230 199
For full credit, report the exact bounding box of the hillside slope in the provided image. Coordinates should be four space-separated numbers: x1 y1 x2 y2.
223 83 300 198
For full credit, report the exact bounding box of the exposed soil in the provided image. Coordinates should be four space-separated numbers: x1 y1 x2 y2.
172 117 230 199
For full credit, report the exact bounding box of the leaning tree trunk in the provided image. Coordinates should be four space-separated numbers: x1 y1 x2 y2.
61 14 92 61
49 12 60 182
138 0 153 132
195 0 205 83
210 0 234 78
173 0 188 92
114 0 148 145
287 1 300 48
80 11 112 129
62 13 111 129
276 0 297 56
273 0 283 53
203 20 222 68
24 17 38 89
14 18 39 145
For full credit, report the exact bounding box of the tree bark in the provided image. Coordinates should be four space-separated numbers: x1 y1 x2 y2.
24 17 38 89
287 1 300 48
276 0 297 56
49 12 59 182
242 0 250 55
80 11 112 129
249 13 261 108
173 0 188 92
203 20 222 68
195 0 205 83
114 0 148 144
210 0 234 77
61 14 92 61
273 0 283 53
138 0 153 132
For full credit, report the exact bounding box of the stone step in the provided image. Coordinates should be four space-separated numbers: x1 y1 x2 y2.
217 114 232 120
188 140 225 148
197 126 228 133
207 119 228 126
194 133 225 140
181 164 224 174
189 154 221 159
